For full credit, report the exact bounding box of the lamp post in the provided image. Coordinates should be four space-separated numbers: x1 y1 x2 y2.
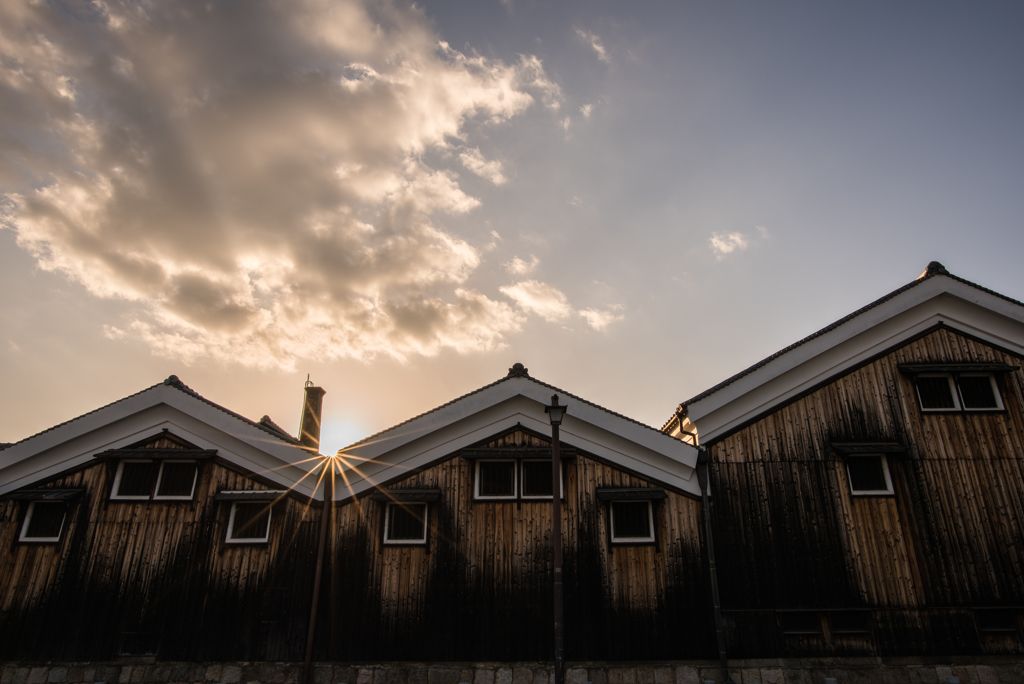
545 394 568 684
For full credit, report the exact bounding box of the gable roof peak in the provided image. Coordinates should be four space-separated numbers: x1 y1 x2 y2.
507 362 530 378
919 260 949 279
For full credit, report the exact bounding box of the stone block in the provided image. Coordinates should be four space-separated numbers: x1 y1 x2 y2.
673 667 699 684
908 668 938 684
566 669 587 684
495 670 512 684
407 669 428 684
428 669 461 684
48 669 68 684
949 667 976 684
222 666 242 684
759 670 783 684
475 670 495 684
13 670 30 684
96 668 120 684
511 668 532 684
780 669 810 684
67 669 84 684
695 669 719 684
170 666 190 683
2 666 15 684
590 668 607 684
357 670 374 684
204 666 222 683
636 668 654 684
83 668 97 684
653 668 671 684
992 664 1024 684
374 669 386 684
533 670 549 684
28 669 48 684
385 669 407 684
333 666 356 684
148 666 173 683
741 669 760 684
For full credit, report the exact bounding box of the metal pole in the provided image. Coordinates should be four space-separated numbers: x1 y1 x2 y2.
303 459 332 684
551 412 565 684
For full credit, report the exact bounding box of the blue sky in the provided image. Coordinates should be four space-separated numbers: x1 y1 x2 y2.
2 0 1022 454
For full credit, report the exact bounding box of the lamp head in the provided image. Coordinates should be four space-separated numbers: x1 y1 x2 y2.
545 394 567 426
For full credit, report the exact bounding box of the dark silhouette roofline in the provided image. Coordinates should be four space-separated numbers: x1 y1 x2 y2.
679 262 1024 411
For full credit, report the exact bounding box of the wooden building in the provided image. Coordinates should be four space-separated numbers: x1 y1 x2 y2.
0 366 710 663
666 261 1024 660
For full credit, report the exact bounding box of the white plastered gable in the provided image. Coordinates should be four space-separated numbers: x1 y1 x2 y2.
0 379 318 498
337 369 701 500
680 269 1024 444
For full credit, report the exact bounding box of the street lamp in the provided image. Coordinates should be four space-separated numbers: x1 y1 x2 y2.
545 394 567 684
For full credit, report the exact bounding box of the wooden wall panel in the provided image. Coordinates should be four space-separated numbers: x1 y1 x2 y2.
707 328 1024 656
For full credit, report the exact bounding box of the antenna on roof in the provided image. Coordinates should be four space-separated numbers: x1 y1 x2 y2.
305 374 314 389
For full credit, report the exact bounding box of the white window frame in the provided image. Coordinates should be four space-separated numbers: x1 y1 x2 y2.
915 374 961 412
19 501 67 542
383 502 428 545
474 459 518 500
609 500 656 543
153 460 199 500
111 459 198 501
519 460 564 500
110 459 157 500
846 454 894 496
226 502 272 543
956 373 1004 411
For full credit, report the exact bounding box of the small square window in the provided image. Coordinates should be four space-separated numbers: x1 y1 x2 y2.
384 503 428 544
154 460 198 499
779 612 822 635
610 501 655 543
976 609 1018 634
227 502 271 543
475 460 517 499
846 455 894 496
19 501 67 542
520 460 564 499
829 611 870 634
958 374 1002 410
916 375 959 411
112 460 197 500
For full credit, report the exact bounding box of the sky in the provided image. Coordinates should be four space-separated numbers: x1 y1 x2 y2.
2 0 1023 455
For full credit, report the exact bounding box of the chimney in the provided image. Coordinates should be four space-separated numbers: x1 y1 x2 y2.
299 376 326 452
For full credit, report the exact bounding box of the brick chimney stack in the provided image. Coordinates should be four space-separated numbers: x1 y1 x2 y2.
299 379 326 452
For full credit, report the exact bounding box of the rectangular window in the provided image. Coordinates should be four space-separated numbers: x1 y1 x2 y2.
383 502 428 544
226 502 272 543
976 609 1018 634
475 460 517 499
916 373 1004 413
19 501 67 542
522 460 565 499
112 460 197 500
846 454 894 496
779 612 822 635
829 611 870 634
609 500 655 543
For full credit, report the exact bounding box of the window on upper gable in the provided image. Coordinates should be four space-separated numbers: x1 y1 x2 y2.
384 502 428 544
111 459 198 500
226 502 272 543
915 373 1004 413
609 500 655 543
19 501 68 542
846 454 894 496
475 460 517 499
779 612 823 636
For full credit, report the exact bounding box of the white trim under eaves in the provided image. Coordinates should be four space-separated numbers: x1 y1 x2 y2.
687 277 1024 443
337 378 701 500
0 384 317 498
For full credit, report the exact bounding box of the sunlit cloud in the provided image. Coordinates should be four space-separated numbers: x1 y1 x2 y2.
459 147 507 185
579 306 624 331
0 0 561 369
580 104 593 118
709 232 749 260
504 255 539 275
574 28 610 64
500 280 573 321
757 225 771 239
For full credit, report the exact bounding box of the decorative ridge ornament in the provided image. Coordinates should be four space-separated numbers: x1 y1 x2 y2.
507 363 530 377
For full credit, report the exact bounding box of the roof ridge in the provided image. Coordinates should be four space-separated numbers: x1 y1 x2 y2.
341 363 674 452
680 263 1024 409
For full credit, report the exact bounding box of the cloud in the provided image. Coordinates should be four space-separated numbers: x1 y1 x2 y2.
0 0 565 368
709 232 749 260
580 104 593 118
500 280 573 321
757 225 770 239
459 147 507 185
561 117 572 131
574 28 610 64
570 196 583 207
504 255 539 275
579 306 624 331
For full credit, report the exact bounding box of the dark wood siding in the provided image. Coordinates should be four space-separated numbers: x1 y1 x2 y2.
0 435 320 662
707 328 1024 657
327 429 712 661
